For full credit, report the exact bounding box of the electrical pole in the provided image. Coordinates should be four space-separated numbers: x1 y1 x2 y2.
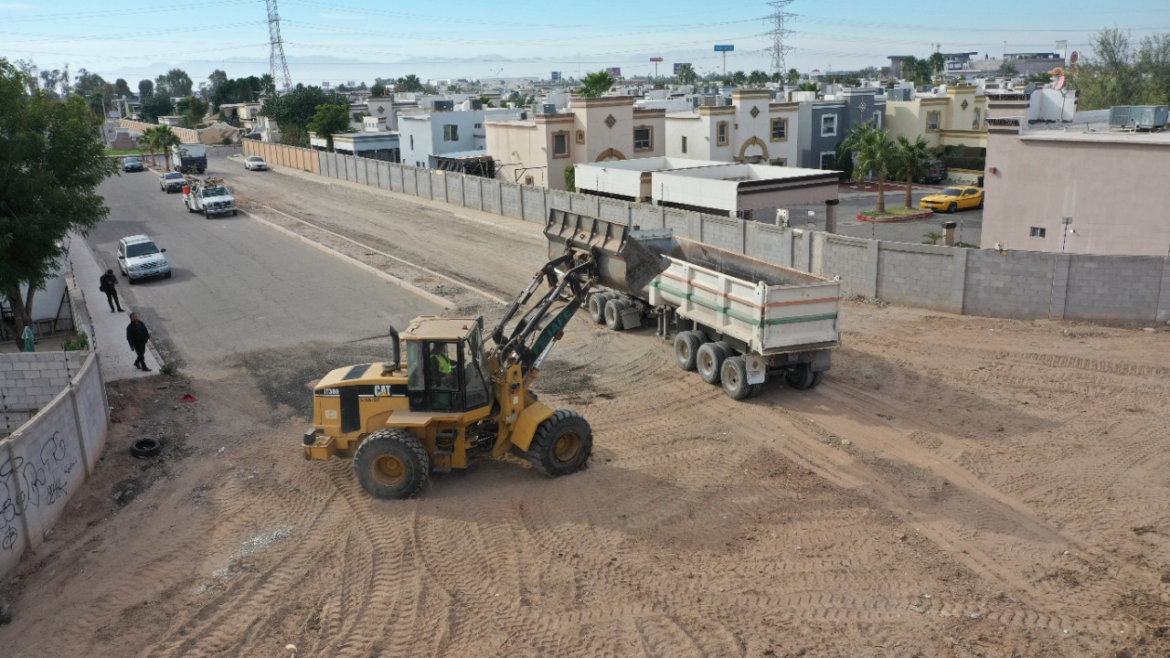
266 0 293 91
765 0 796 77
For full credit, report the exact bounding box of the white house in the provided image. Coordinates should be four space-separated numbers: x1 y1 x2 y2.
665 89 800 167
399 107 520 169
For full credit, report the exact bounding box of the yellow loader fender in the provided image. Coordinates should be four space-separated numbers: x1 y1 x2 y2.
505 401 556 454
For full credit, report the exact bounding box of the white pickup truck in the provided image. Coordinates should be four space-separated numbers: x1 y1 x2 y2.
184 180 237 218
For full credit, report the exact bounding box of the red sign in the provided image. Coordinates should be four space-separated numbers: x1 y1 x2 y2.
650 57 664 62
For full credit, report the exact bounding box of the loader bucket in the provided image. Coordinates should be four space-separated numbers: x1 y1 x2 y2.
545 208 671 294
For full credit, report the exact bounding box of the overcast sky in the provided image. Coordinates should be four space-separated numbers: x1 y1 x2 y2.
3 0 1168 86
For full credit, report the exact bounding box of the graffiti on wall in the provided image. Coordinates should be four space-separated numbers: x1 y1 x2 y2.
0 432 78 551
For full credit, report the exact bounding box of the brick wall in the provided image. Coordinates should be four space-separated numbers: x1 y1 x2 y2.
963 250 1056 319
876 244 956 311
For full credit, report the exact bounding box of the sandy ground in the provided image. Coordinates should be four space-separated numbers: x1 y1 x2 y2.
2 165 1169 658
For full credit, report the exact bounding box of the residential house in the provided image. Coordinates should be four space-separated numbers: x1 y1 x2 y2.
485 96 666 189
885 84 989 150
399 104 520 169
664 89 799 166
1001 52 1065 76
796 88 886 169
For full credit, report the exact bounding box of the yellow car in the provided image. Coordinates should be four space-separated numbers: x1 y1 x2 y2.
920 186 984 213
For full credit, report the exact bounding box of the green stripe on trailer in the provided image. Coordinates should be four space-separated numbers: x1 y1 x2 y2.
765 313 838 326
652 281 838 327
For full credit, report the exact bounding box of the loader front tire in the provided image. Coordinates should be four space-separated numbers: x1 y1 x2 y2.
673 331 702 371
527 410 592 477
353 429 430 499
588 293 612 324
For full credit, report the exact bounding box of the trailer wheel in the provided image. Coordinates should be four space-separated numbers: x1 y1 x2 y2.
673 331 702 371
786 365 824 390
527 410 593 477
748 383 765 398
696 342 728 385
353 429 430 499
604 299 627 331
588 293 612 324
720 356 751 400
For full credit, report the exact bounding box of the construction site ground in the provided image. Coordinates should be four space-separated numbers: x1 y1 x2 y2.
2 156 1168 657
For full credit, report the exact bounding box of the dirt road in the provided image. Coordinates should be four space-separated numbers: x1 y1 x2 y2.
2 160 1168 657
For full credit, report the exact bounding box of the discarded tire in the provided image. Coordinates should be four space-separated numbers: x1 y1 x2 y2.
130 438 161 458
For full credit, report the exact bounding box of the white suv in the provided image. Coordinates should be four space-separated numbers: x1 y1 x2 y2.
117 235 172 284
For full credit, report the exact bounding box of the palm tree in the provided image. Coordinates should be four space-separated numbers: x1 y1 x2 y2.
892 135 932 208
148 126 181 171
786 68 801 85
578 70 616 98
676 64 698 86
137 128 158 168
797 81 819 93
841 122 896 214
747 70 769 87
928 52 946 79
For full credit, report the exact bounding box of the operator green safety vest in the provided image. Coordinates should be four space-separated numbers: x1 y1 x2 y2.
431 353 452 375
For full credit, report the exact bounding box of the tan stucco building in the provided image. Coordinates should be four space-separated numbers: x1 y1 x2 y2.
664 89 800 166
485 96 665 189
983 117 1170 256
885 85 988 150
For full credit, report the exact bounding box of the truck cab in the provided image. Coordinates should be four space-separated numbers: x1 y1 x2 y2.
184 179 237 217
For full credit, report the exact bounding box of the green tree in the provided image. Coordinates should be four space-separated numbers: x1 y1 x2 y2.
211 75 265 111
207 69 228 99
260 84 348 147
73 68 106 97
137 125 181 169
998 61 1018 76
797 81 819 93
306 103 351 152
747 70 769 87
891 135 932 209
840 122 896 213
370 81 387 97
115 78 132 98
927 52 946 79
138 94 174 122
731 70 748 86
1071 28 1170 110
0 59 119 340
786 68 801 85
155 68 193 97
176 96 209 128
396 74 423 92
676 64 698 86
259 73 276 96
577 70 616 98
38 66 69 98
138 78 154 98
564 164 576 192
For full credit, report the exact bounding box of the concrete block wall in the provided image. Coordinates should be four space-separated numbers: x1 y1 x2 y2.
1064 255 1164 323
633 204 665 230
464 176 483 211
568 193 600 217
599 199 631 226
500 182 523 219
430 172 447 202
1 352 107 578
876 244 956 311
446 175 464 206
700 216 743 253
746 223 789 267
521 187 547 223
820 235 875 298
482 180 502 215
663 209 691 239
963 250 1056 319
0 352 87 416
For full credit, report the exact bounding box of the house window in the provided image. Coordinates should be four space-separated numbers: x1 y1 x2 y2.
552 131 570 158
927 111 941 131
1030 227 1046 238
821 114 837 137
716 121 729 146
474 123 482 129
681 136 687 153
633 126 652 151
525 175 535 185
443 124 459 141
873 111 882 127
576 130 585 144
819 151 836 170
973 109 981 129
770 118 788 142
770 157 787 166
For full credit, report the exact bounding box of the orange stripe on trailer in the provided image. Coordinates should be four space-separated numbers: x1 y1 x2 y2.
660 271 762 309
765 296 841 308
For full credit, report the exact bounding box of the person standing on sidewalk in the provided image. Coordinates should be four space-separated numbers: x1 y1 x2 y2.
99 268 124 312
126 313 151 371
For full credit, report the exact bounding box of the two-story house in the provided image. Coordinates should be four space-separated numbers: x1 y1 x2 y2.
485 96 665 189
399 103 521 169
664 89 799 166
796 88 887 169
884 84 988 151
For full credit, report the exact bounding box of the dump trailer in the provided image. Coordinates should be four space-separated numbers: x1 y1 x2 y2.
546 209 841 400
171 142 207 174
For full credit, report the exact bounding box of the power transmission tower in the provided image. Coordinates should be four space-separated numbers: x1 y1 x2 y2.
266 0 293 90
765 0 795 77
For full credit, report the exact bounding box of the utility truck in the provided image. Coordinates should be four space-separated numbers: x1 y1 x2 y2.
184 178 237 217
547 209 842 399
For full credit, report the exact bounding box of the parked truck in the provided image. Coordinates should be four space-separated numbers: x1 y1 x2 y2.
547 209 842 399
183 178 237 217
171 142 207 174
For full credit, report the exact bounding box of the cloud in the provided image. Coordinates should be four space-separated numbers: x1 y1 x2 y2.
0 2 32 8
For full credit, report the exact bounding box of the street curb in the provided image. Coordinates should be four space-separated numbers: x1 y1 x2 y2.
857 210 936 224
238 209 456 310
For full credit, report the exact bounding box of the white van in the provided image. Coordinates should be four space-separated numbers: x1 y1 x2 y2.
117 235 172 284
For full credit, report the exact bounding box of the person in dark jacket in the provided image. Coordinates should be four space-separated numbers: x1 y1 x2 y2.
99 268 124 312
126 313 151 371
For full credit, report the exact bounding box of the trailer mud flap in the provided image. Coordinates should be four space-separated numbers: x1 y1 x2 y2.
746 355 767 385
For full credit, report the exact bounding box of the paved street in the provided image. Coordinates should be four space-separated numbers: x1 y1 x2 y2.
788 188 984 246
87 163 441 370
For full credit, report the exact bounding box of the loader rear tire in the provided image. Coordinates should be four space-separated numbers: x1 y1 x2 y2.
604 299 628 331
353 429 430 500
674 331 702 371
696 342 728 385
527 410 592 477
720 356 751 400
588 293 612 324
786 365 824 390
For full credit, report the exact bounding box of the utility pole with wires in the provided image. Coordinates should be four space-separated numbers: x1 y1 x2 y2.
266 0 293 91
765 0 795 77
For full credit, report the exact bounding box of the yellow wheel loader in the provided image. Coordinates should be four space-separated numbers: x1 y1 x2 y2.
302 223 667 499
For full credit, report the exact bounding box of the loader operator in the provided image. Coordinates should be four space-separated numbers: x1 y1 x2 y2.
429 344 456 389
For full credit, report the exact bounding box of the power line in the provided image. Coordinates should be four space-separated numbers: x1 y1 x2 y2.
765 0 796 75
266 0 293 90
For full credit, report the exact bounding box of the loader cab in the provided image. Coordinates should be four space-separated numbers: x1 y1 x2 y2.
401 317 492 413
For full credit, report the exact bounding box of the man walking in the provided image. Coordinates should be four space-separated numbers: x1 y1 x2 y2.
126 313 151 372
100 268 124 312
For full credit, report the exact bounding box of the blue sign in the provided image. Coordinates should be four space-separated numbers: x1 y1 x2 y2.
714 45 735 52
551 71 561 81
673 62 691 74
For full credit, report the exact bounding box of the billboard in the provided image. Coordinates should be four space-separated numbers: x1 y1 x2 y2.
551 71 562 81
650 57 663 63
322 81 330 87
606 67 622 77
714 44 735 52
673 62 691 74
